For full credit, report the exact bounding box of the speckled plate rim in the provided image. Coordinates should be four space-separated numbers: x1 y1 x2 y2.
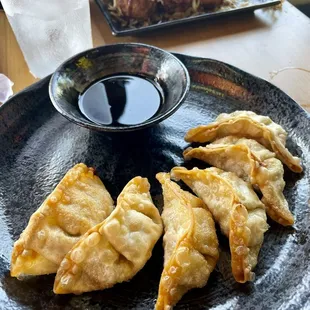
0 53 310 310
48 43 191 133
1 53 309 124
2 53 309 126
177 55 309 122
0 75 50 113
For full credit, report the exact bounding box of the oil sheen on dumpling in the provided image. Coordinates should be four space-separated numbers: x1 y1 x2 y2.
171 167 268 283
184 136 294 226
155 173 219 310
11 163 114 278
54 176 163 294
184 111 302 173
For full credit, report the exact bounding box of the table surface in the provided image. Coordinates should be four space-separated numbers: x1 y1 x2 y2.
0 1 310 112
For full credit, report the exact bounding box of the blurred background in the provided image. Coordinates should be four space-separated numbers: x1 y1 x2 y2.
0 0 310 16
291 0 310 16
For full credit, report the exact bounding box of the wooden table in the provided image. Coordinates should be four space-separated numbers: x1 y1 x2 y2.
0 1 310 112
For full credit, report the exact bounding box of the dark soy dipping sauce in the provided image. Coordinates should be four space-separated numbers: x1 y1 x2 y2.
78 75 163 126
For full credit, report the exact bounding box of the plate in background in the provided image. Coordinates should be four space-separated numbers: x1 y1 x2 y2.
95 0 281 36
0 53 309 309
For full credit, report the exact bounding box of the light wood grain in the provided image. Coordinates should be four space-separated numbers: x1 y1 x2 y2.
0 1 309 111
0 11 39 93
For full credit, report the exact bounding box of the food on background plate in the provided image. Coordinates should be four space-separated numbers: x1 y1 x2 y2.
160 0 223 14
106 0 229 28
185 111 302 173
112 0 223 19
155 173 219 309
54 177 163 294
114 0 157 19
11 164 114 277
171 166 268 283
184 136 294 226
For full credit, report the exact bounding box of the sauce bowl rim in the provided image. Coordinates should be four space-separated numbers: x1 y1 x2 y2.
49 43 190 132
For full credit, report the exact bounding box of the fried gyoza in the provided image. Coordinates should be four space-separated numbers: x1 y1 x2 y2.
11 164 114 278
54 177 163 294
171 167 268 283
184 136 294 226
185 111 302 173
155 173 219 309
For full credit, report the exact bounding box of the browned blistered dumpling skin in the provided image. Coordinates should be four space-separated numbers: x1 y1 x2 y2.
155 173 219 310
184 111 302 173
10 163 114 278
184 136 294 226
171 167 268 283
54 177 163 295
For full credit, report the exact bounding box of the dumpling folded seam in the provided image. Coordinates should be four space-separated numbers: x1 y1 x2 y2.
184 111 302 173
54 176 163 295
184 136 294 226
171 166 269 283
155 172 219 309
11 163 114 278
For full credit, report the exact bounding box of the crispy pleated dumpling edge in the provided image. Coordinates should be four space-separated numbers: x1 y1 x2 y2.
54 176 163 295
10 163 114 278
183 141 294 226
155 172 219 309
184 111 302 173
170 166 268 283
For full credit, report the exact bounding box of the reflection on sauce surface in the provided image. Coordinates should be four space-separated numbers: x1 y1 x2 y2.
78 75 163 126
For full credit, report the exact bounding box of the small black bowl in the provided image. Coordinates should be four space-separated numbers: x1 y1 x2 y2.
49 43 190 132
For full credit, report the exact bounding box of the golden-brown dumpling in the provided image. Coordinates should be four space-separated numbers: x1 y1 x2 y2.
185 111 302 173
11 163 114 278
184 136 294 226
155 173 219 310
54 176 163 294
171 167 268 283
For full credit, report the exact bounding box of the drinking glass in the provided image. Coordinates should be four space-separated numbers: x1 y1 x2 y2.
1 0 93 78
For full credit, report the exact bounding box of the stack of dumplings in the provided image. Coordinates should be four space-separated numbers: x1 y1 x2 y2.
185 111 302 173
11 164 163 295
156 110 301 308
10 111 302 309
54 176 163 294
183 137 294 226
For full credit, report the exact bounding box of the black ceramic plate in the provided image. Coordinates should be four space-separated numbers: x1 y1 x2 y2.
0 54 309 310
95 0 281 36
